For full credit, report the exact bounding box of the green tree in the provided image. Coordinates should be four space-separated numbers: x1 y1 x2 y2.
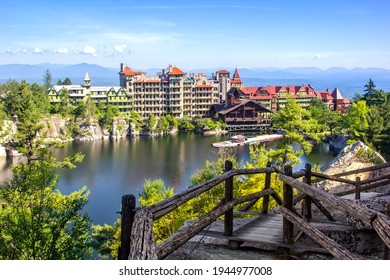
307 98 329 131
63 77 72 85
343 100 369 142
362 79 386 106
1 80 23 118
363 78 376 97
197 118 218 130
91 220 120 259
4 82 45 162
146 114 156 132
140 179 195 243
42 69 53 90
0 80 92 260
189 149 237 217
367 106 384 145
327 110 343 135
271 98 320 166
58 87 72 116
98 105 120 131
178 117 195 131
165 114 178 129
240 145 283 212
0 149 90 260
156 116 169 133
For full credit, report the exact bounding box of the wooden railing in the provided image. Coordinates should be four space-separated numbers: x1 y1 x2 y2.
118 161 390 260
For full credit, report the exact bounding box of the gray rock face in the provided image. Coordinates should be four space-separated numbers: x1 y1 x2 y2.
328 134 349 150
74 121 110 141
111 118 130 139
320 141 388 191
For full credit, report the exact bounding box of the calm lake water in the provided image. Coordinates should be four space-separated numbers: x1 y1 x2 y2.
1 133 337 225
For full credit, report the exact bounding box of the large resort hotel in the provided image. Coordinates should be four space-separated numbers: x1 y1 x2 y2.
48 63 351 121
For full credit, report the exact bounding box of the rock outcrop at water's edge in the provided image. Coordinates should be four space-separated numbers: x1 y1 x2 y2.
320 141 387 191
327 134 349 151
111 118 130 139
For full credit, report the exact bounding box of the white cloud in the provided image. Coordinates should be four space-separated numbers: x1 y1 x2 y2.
81 45 97 56
33 47 44 54
113 44 128 55
55 46 69 54
6 48 28 54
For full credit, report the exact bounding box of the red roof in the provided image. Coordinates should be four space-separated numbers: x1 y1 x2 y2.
168 66 185 75
261 86 277 95
260 85 317 97
242 87 260 95
217 69 230 74
144 80 160 83
343 98 351 104
318 91 333 101
119 66 144 75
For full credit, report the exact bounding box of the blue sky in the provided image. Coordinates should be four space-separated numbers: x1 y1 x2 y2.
1 0 389 69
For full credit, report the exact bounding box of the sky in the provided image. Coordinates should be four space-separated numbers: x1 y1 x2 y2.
0 0 389 69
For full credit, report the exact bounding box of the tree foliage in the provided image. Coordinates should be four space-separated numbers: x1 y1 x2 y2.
139 179 195 243
271 98 320 166
42 69 53 90
0 149 91 260
98 105 120 131
156 116 170 133
343 100 370 142
146 114 157 132
91 220 120 260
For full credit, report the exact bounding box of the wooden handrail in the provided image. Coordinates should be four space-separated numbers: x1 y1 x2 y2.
312 162 390 183
279 173 390 249
311 171 356 185
149 167 275 220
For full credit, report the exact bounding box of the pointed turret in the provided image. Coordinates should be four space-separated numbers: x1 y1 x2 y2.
331 88 343 100
231 67 243 89
84 72 91 88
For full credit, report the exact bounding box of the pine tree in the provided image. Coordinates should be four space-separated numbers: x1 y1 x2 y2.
42 69 52 89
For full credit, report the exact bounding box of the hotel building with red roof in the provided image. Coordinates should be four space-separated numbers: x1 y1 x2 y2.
119 64 221 119
48 64 351 121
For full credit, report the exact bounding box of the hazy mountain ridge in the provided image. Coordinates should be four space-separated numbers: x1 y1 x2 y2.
0 63 389 99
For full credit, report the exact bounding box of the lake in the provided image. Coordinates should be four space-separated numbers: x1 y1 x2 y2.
1 133 337 225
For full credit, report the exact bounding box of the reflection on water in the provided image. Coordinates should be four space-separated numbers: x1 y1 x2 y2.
0 134 336 225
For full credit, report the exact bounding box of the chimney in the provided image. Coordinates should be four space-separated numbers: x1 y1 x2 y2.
120 63 124 72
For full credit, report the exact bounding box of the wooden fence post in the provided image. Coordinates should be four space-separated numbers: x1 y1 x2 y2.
283 165 294 244
302 163 312 220
384 202 390 260
118 194 136 260
261 162 272 214
355 177 361 200
224 160 234 236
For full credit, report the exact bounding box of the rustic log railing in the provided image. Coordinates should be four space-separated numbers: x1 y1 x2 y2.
118 160 390 260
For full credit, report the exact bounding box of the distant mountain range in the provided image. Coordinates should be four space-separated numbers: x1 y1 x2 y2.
0 63 389 99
